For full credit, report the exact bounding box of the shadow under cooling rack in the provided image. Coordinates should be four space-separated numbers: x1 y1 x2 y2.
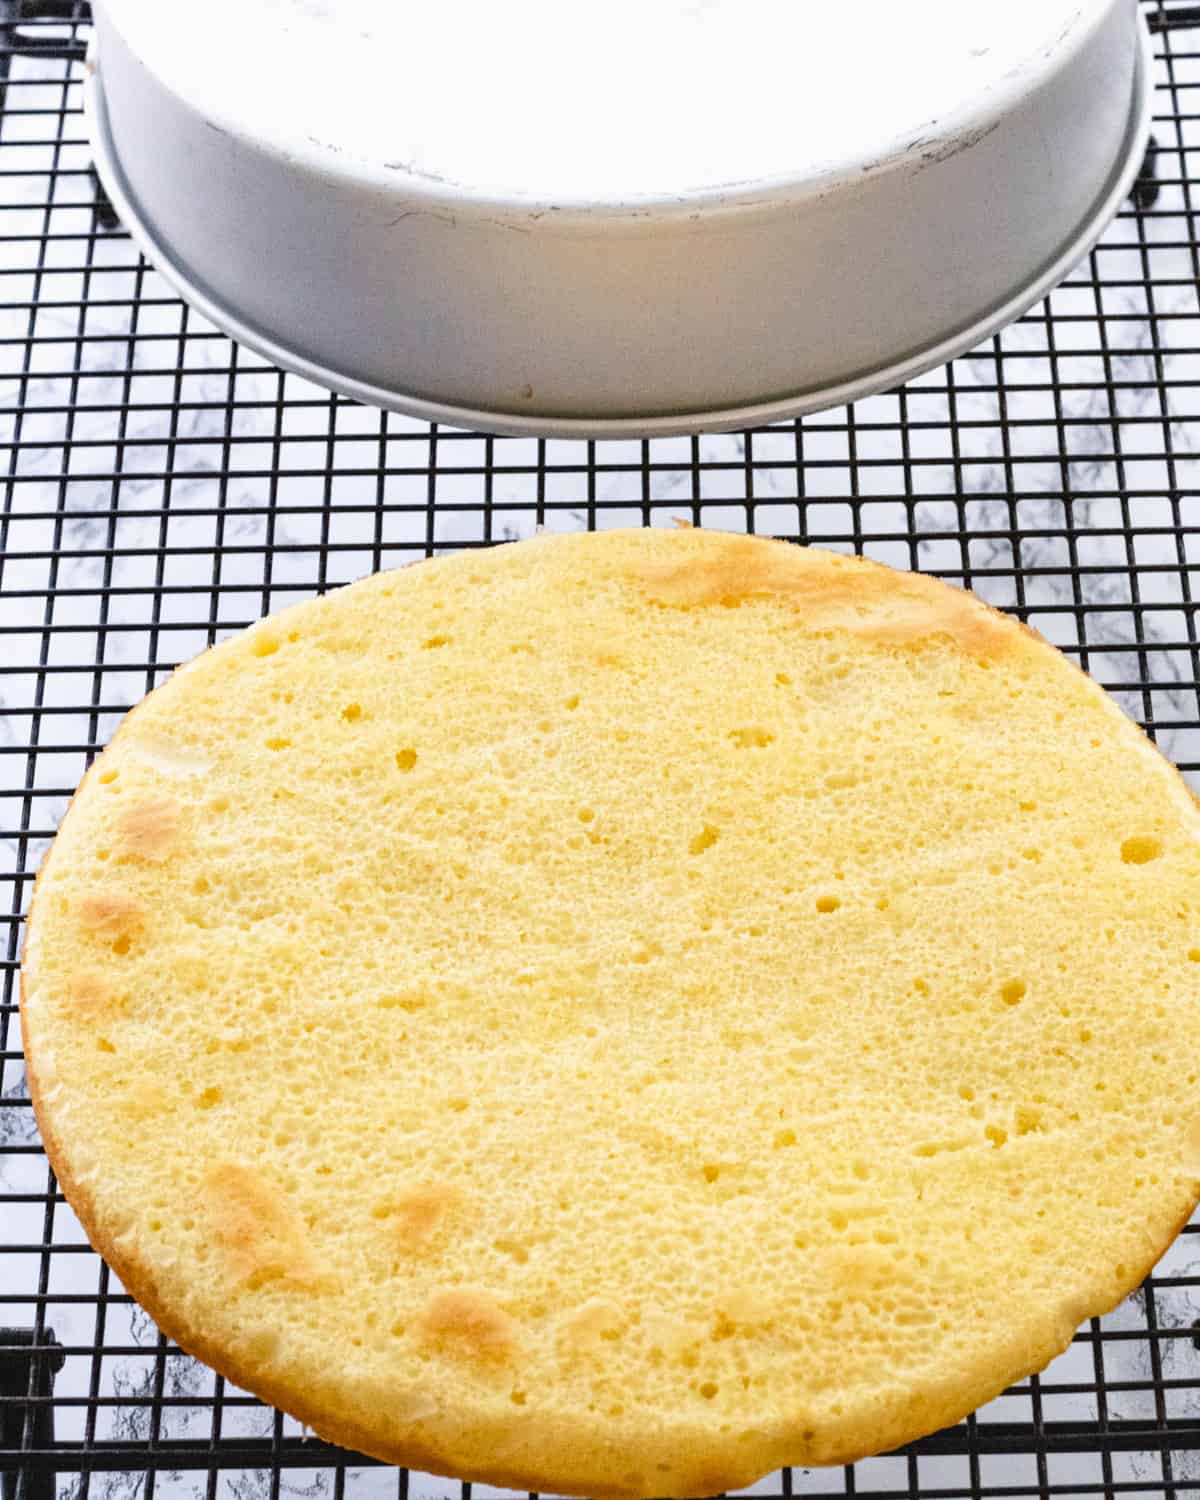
6 2 1200 1499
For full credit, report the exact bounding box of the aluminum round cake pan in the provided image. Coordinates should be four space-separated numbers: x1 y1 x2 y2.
87 0 1152 441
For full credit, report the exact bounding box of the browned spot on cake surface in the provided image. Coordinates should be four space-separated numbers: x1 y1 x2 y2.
79 892 145 939
204 1162 336 1294
420 1288 516 1363
631 533 1016 660
64 972 115 1020
372 1182 463 1247
116 796 182 860
391 1182 462 1243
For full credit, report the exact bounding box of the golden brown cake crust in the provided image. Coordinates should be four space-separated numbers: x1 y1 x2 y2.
21 528 1200 1498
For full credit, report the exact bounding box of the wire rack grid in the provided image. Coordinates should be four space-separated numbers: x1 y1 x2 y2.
5 2 1200 1499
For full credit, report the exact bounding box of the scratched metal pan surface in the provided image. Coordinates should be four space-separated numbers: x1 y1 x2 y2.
87 0 1151 440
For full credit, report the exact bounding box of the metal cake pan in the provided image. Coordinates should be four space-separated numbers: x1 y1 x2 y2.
87 0 1152 440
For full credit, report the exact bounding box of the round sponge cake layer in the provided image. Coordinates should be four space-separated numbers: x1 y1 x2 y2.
21 527 1200 1498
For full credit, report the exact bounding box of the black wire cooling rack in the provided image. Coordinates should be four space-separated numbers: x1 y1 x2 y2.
6 2 1200 1499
